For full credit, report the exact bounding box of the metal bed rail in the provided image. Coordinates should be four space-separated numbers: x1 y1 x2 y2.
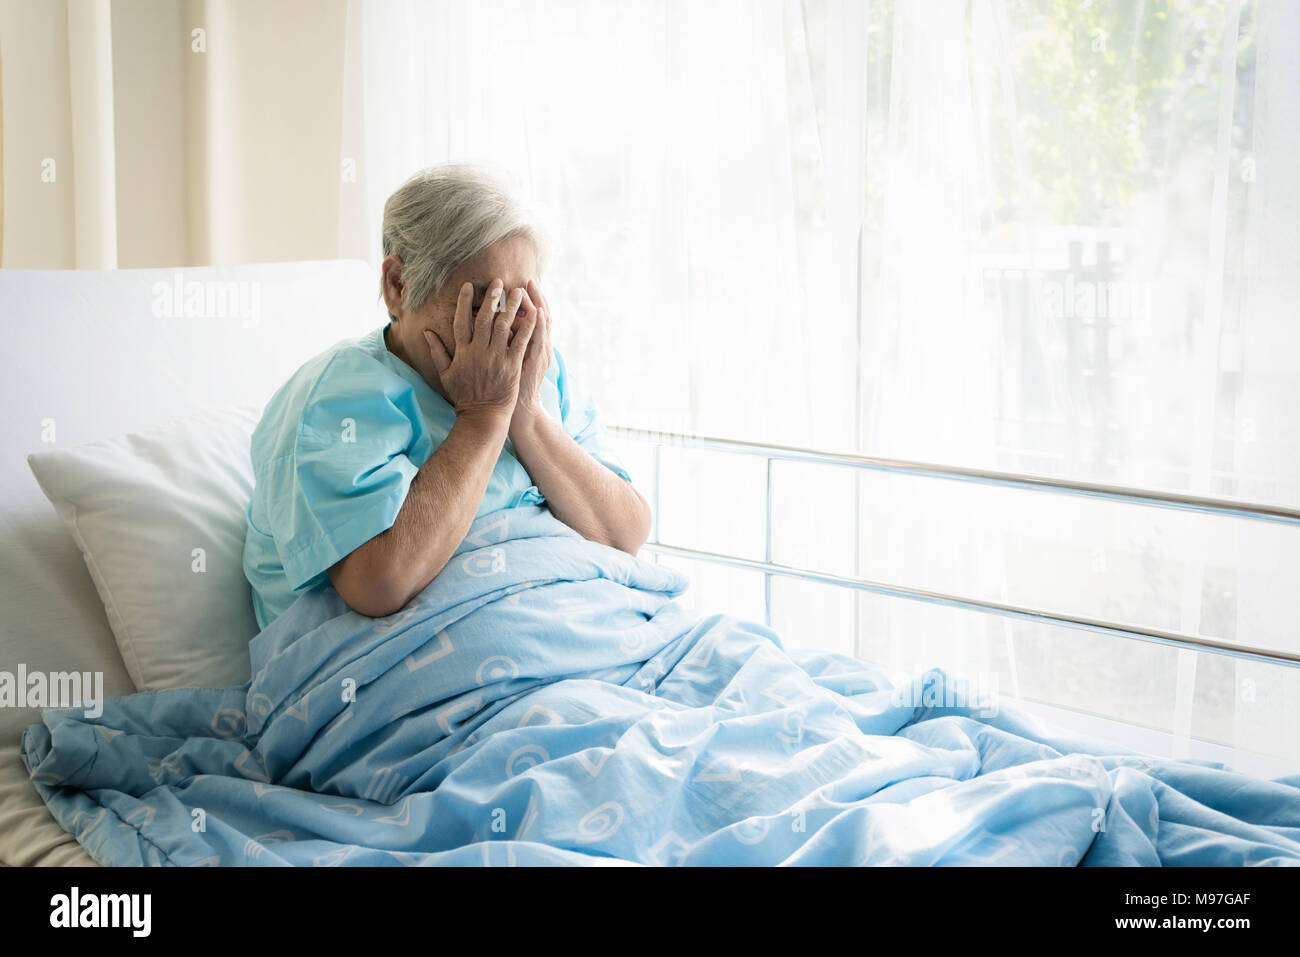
608 425 1300 669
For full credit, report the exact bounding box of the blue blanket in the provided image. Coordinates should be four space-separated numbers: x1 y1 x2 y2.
22 505 1300 865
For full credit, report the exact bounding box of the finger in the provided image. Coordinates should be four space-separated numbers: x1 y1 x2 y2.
516 303 540 356
529 305 545 362
424 329 451 373
453 281 474 345
474 279 503 344
532 305 549 365
508 309 539 363
509 289 536 338
493 287 525 352
527 279 550 320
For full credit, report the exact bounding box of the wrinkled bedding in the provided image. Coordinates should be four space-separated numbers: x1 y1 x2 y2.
21 505 1300 865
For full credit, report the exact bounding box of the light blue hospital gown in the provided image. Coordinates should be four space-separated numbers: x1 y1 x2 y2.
243 323 632 630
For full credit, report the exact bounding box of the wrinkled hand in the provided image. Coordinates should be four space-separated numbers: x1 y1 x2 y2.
424 280 537 419
510 279 553 431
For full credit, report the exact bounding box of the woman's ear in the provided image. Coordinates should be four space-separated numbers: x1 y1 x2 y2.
380 254 405 320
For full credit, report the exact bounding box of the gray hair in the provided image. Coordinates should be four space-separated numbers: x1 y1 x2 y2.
381 162 549 314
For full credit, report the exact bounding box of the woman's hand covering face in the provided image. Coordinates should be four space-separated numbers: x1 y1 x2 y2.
422 278 538 418
512 278 552 417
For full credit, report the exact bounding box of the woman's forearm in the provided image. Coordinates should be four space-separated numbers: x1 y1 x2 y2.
508 411 651 555
328 408 512 616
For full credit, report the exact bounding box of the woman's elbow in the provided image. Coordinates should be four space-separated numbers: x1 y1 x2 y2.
343 588 407 620
328 552 414 619
613 489 653 556
330 574 402 618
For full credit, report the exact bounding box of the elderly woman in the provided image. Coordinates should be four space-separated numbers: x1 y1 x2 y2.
242 164 651 628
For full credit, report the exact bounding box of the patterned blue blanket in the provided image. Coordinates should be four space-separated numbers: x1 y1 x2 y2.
22 505 1300 865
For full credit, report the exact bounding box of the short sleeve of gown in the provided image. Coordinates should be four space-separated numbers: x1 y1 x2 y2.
264 351 428 590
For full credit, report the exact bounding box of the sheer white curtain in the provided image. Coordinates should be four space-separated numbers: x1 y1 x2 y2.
856 0 1300 773
343 0 1300 773
341 0 865 448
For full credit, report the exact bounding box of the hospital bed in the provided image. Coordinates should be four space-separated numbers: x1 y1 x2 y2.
2 260 1297 866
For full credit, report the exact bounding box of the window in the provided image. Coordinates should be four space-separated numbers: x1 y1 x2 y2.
348 0 1300 773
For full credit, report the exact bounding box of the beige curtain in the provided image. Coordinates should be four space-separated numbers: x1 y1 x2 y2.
0 40 4 263
0 0 349 268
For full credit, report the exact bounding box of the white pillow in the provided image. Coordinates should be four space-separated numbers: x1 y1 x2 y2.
27 404 263 691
